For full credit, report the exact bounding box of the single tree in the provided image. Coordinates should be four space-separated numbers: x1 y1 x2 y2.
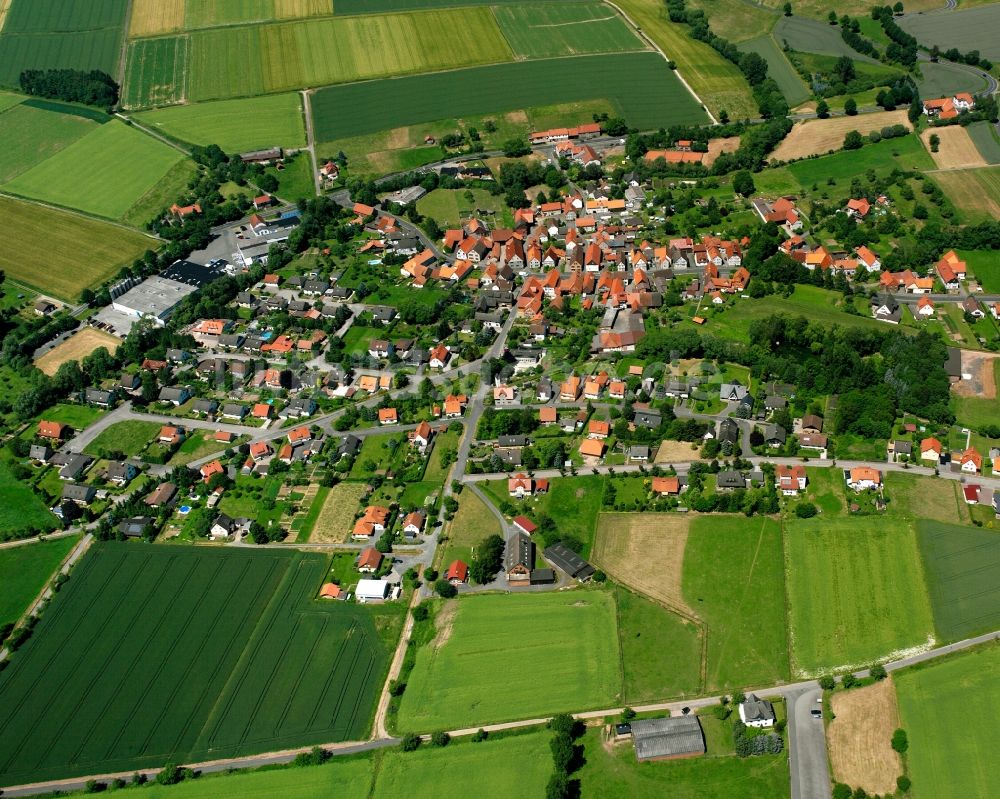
816 99 830 119
844 97 858 116
783 1 792 14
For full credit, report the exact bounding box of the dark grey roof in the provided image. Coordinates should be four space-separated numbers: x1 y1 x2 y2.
192 399 217 414
118 516 153 537
945 347 962 378
631 716 705 761
158 386 188 402
718 418 739 443
338 434 362 457
59 454 91 478
763 423 786 443
634 410 661 429
765 395 787 410
892 440 913 454
543 543 594 580
29 444 53 460
504 531 533 572
741 694 775 723
85 388 114 404
222 403 248 417
62 483 95 502
530 568 555 584
716 470 746 489
498 435 529 447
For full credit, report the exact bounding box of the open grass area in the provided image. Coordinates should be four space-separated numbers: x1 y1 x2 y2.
0 535 78 627
916 59 988 99
35 328 121 377
884 472 969 526
83 420 162 458
120 157 200 229
0 460 59 540
737 35 810 105
617 586 703 702
896 644 1000 798
614 0 756 118
688 0 776 42
932 166 1000 224
36 404 105 431
397 591 620 730
372 731 552 798
577 724 789 798
134 93 305 151
773 15 876 58
312 53 709 144
0 99 102 183
437 489 500 567
0 544 390 783
784 516 935 675
915 519 1000 641
683 516 788 690
899 5 1000 60
957 248 1000 292
0 202 152 303
785 134 933 183
167 430 231 466
3 120 185 220
494 2 645 58
966 121 1000 164
0 0 127 88
184 9 512 101
415 188 508 228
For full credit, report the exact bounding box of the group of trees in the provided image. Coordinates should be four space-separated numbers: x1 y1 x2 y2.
733 720 784 756
872 6 918 66
546 714 585 799
19 69 118 109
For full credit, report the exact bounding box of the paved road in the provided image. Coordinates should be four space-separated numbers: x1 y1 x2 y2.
788 687 831 799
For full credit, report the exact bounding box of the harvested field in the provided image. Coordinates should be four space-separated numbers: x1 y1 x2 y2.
771 110 911 161
593 512 695 618
922 126 987 170
932 166 1000 222
35 328 121 376
654 439 701 463
827 679 903 795
129 0 185 36
704 136 741 166
309 481 368 543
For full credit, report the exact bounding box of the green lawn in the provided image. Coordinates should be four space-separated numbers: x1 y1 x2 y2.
372 731 553 798
167 430 231 466
437 488 501 567
83 420 161 458
350 433 405 478
683 516 789 689
493 2 645 59
423 429 458 483
786 135 934 186
966 121 1000 165
0 535 79 628
266 152 315 202
0 460 58 540
784 516 935 675
915 520 1000 641
916 60 988 99
898 5 1000 61
415 188 507 228
3 119 185 220
397 590 621 730
0 544 390 784
577 725 789 798
37 403 105 432
958 249 1000 292
774 15 877 58
119 158 200 229
617 586 703 702
342 326 381 356
896 644 1000 799
134 93 306 152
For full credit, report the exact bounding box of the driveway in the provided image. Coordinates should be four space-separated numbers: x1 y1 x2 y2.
787 686 832 799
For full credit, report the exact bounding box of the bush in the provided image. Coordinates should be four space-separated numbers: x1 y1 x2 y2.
431 731 451 747
891 728 908 753
795 501 818 518
897 775 911 793
472 728 488 742
819 674 836 690
400 732 422 752
833 784 852 799
841 672 858 688
412 603 430 622
870 664 887 680
434 579 457 598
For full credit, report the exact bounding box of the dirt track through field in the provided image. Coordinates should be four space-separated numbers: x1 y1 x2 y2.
828 679 903 794
771 110 911 161
922 126 987 170
593 513 697 618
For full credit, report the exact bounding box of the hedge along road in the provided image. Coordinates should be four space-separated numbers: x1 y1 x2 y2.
310 52 710 143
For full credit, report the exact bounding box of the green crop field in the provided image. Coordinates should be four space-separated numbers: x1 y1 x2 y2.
494 3 645 59
134 93 305 151
787 135 934 184
900 6 1000 60
957 249 1000 293
182 10 512 102
4 119 185 220
183 0 333 30
397 591 620 730
784 516 935 675
916 60 987 100
312 53 708 144
335 0 541 11
122 35 189 108
371 732 553 799
967 121 1000 164
614 0 756 118
737 35 810 105
774 15 878 60
0 459 58 541
683 516 789 689
0 0 128 88
896 645 1000 798
0 196 153 300
915 520 1000 641
0 535 79 628
0 100 102 183
0 544 390 784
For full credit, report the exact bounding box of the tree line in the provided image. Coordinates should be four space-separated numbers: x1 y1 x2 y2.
19 69 118 109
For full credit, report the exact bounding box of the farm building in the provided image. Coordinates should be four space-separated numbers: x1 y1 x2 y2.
356 579 392 603
544 543 595 582
630 716 705 761
505 531 534 583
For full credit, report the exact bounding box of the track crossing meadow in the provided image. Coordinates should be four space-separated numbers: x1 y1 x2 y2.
0 545 389 785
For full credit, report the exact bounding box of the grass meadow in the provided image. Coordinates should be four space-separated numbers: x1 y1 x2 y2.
932 166 1000 224
3 119 184 220
397 591 620 730
437 489 501 567
737 35 810 105
915 520 1000 641
686 0 777 42
0 99 102 183
916 59 987 99
774 16 876 59
614 0 756 118
683 516 789 689
183 10 512 101
134 93 305 151
0 196 153 300
967 121 1000 164
312 53 709 144
896 644 1000 799
122 35 189 108
83 420 161 457
0 545 390 784
899 5 1000 60
784 516 935 675
785 135 934 183
0 535 79 628
493 3 645 58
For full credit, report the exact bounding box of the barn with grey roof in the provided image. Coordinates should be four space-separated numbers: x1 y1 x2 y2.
630 716 705 761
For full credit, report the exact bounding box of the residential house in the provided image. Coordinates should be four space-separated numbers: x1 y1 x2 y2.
846 467 882 490
504 531 534 583
775 464 807 495
409 420 433 452
38 420 68 440
357 547 384 574
352 505 391 540
402 511 425 537
446 560 469 585
920 437 943 462
579 438 605 460
62 483 96 505
652 476 680 496
158 386 191 406
960 447 983 473
739 695 775 729
85 388 116 408
378 408 398 425
145 482 177 508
